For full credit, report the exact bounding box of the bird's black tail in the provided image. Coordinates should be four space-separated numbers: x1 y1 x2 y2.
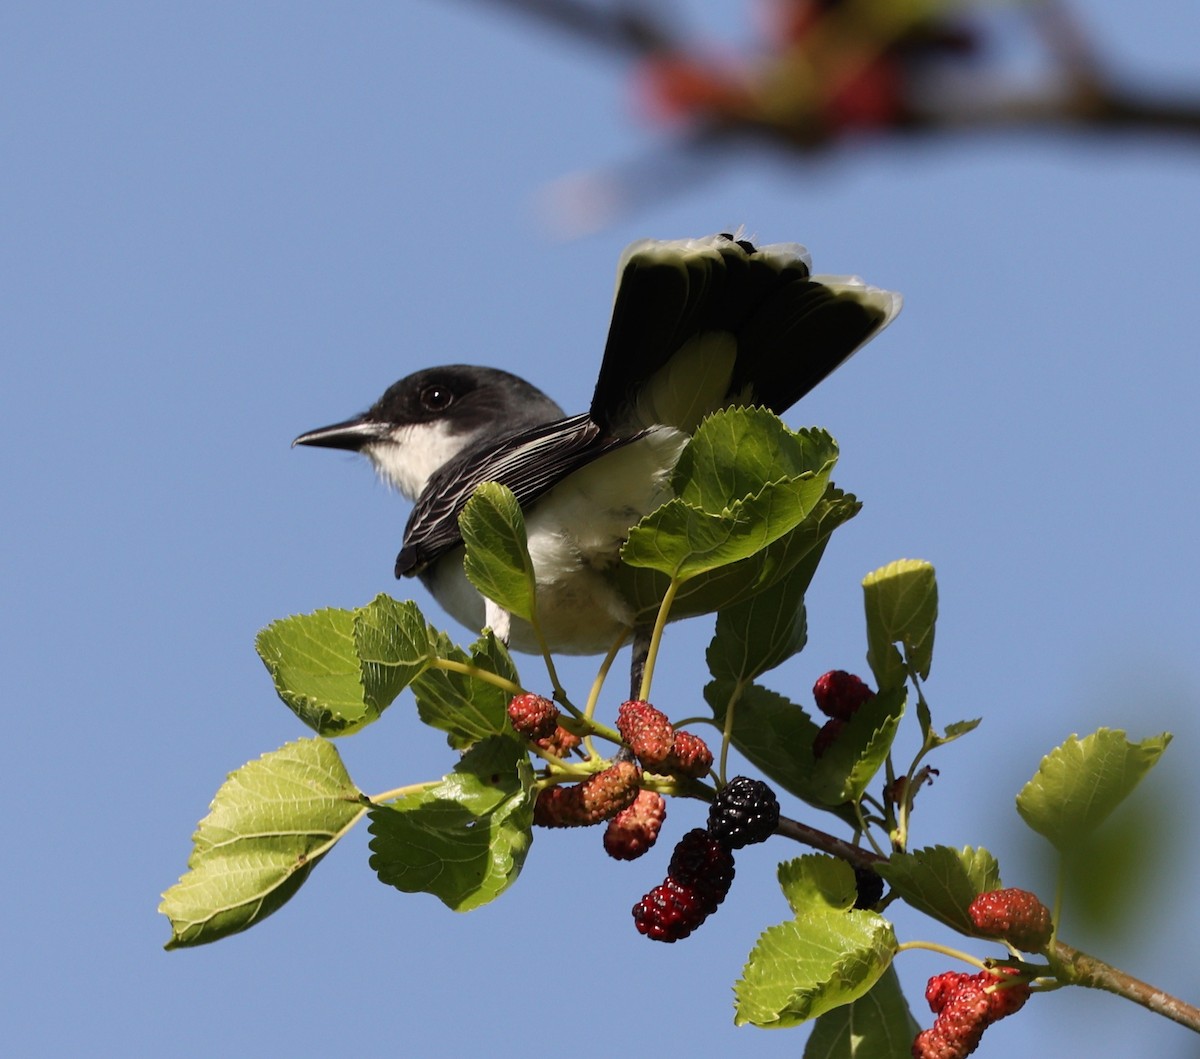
589 233 900 433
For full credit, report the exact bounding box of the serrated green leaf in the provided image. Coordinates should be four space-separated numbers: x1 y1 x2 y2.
160 738 364 948
623 472 831 582
803 965 920 1059
862 560 937 687
354 594 435 709
706 551 814 683
411 631 519 750
876 846 1001 933
256 597 432 736
705 680 857 825
778 855 858 916
367 736 534 911
459 482 537 622
810 686 906 806
915 696 933 741
256 607 367 734
619 486 859 625
939 718 981 744
735 909 896 1028
1015 728 1171 850
672 407 839 513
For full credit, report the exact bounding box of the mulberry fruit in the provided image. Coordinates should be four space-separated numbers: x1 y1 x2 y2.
706 776 779 848
967 888 1053 952
812 670 875 721
603 790 666 860
507 693 559 741
533 760 640 827
616 700 674 769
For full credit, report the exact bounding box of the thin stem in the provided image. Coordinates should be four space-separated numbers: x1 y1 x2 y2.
895 671 933 850
586 629 627 722
530 613 577 715
638 577 681 702
367 779 441 805
531 757 595 784
579 629 628 758
432 657 523 696
1052 859 1066 941
853 801 888 858
718 679 744 785
895 939 991 971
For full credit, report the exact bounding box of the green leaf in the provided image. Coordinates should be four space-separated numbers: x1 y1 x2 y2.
706 551 813 683
672 407 839 514
367 736 534 911
862 560 937 688
354 595 436 709
160 738 364 948
256 607 366 734
941 718 981 743
1057 784 1172 940
810 686 906 806
802 965 921 1059
1015 728 1172 850
705 680 857 825
618 485 860 625
778 855 858 916
411 631 520 750
876 846 1001 934
735 909 896 1028
623 473 831 582
459 482 537 623
256 597 432 736
623 409 840 584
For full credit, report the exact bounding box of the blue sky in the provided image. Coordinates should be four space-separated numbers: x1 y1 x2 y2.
3 2 1198 1055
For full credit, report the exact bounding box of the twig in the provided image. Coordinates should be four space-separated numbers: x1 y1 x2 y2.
775 812 883 870
1052 940 1200 1034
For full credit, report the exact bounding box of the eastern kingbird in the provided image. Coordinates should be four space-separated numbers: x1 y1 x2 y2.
294 233 900 655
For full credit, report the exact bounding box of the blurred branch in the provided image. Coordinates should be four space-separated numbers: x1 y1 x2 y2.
470 0 1200 141
461 0 679 53
474 0 1200 231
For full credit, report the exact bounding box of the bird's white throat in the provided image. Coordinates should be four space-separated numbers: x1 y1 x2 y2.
365 420 474 501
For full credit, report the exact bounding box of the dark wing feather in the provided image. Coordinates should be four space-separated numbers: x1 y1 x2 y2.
395 412 642 576
589 234 897 431
729 278 893 414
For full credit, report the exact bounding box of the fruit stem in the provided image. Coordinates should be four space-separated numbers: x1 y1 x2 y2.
637 576 681 702
528 614 579 717
585 630 628 723
432 657 523 696
895 939 991 971
717 679 745 785
367 779 442 804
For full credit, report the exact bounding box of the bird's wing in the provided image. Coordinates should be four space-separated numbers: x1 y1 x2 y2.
395 412 642 576
589 232 901 433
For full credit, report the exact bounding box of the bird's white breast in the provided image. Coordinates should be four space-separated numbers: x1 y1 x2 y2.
421 426 688 654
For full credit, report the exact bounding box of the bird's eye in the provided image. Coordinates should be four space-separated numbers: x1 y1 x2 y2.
419 384 454 411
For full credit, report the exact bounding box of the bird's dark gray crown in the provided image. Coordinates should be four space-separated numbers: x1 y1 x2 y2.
370 364 564 438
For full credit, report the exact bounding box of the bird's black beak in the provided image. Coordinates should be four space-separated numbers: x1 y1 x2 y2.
292 416 391 451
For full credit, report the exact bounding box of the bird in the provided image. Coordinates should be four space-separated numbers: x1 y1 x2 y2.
293 232 900 657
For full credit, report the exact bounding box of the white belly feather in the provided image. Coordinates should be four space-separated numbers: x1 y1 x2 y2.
420 426 687 653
